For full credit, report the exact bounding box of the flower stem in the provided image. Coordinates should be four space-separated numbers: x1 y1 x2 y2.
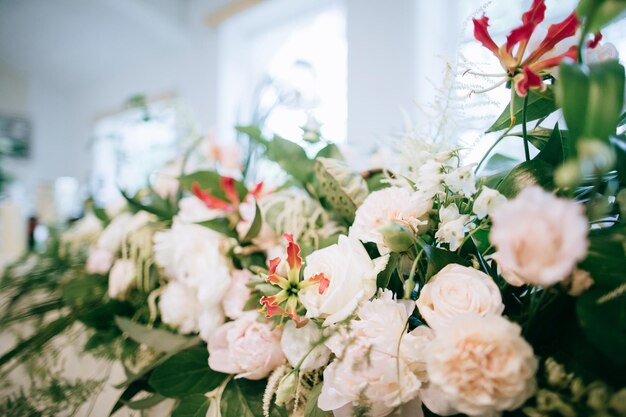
475 126 514 172
522 93 530 162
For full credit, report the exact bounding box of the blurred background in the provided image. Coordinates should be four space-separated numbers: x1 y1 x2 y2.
0 0 624 267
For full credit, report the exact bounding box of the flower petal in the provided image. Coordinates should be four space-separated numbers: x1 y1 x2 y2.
524 11 580 65
473 15 500 56
515 66 544 96
283 233 302 270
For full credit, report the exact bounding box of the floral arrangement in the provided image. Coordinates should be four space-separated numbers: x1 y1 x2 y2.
2 1 626 416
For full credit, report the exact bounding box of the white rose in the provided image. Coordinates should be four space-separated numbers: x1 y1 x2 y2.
490 186 588 287
319 291 429 417
153 221 231 305
159 281 203 334
425 314 537 416
473 186 506 219
416 264 504 330
280 321 330 372
444 165 476 197
108 259 136 300
222 269 253 320
175 196 220 224
208 311 284 380
299 235 389 325
434 204 469 251
350 187 429 254
86 247 113 274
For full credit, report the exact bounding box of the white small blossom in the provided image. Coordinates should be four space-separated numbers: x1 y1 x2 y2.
473 186 507 219
435 204 469 251
444 165 476 197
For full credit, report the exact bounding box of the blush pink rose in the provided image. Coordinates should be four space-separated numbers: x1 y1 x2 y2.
208 312 284 380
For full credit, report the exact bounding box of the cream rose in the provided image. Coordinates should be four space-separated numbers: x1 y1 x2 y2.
425 314 537 416
208 312 284 380
299 235 389 325
280 320 330 372
350 187 429 254
490 186 588 287
108 259 136 300
416 264 504 330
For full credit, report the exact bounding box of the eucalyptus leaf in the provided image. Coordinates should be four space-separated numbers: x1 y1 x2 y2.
486 89 557 133
115 317 201 353
149 347 227 398
172 394 211 417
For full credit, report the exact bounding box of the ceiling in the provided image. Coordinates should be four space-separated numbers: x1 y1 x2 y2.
0 0 203 88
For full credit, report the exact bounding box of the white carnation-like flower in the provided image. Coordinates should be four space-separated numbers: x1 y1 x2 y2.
350 187 429 254
158 281 203 334
108 259 136 300
416 264 504 330
425 314 537 416
318 290 432 417
473 186 507 219
153 222 231 305
299 235 389 325
490 186 588 287
434 204 469 251
175 196 220 224
280 320 330 372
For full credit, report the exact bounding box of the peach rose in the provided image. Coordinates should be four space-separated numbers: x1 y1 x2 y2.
208 312 284 380
416 264 504 330
425 314 537 416
490 186 588 287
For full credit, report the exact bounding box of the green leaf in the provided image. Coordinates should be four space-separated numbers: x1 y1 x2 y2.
127 393 166 410
220 379 285 417
172 394 211 417
120 189 176 220
315 143 343 160
496 158 554 198
536 123 567 167
267 136 315 185
557 61 625 146
115 317 201 353
236 125 268 146
243 202 263 242
109 379 152 416
304 383 331 417
377 253 400 289
482 153 518 174
576 225 626 366
149 347 227 398
423 245 467 280
179 170 248 202
578 0 626 32
487 89 557 133
315 157 369 223
510 127 569 152
196 218 238 238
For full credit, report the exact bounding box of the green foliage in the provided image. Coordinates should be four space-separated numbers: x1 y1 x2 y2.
242 202 263 242
220 378 285 417
578 0 626 33
121 188 178 221
487 89 558 133
556 61 625 147
315 157 369 223
423 245 467 280
304 383 332 417
196 217 238 238
576 226 626 365
172 394 211 417
179 170 248 202
114 316 201 353
148 347 228 398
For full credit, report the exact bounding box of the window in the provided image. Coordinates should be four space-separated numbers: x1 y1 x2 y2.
90 99 187 205
217 0 347 146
